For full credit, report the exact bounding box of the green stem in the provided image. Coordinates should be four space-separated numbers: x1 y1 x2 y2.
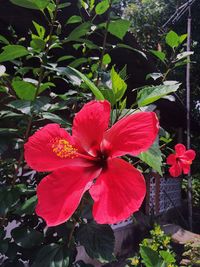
96 0 113 86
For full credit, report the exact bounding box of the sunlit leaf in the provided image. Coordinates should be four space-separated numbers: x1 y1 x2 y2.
66 15 82 24
10 0 50 10
32 21 46 39
67 67 104 100
140 246 164 267
146 73 163 81
0 45 29 63
12 81 36 101
138 140 162 175
176 51 194 61
111 67 127 102
165 30 179 49
159 251 176 263
102 53 111 65
137 82 181 107
108 19 130 40
95 0 109 15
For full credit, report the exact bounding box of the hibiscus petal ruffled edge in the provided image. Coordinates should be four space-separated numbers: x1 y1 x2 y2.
175 144 186 156
72 100 111 157
89 158 146 224
36 165 101 226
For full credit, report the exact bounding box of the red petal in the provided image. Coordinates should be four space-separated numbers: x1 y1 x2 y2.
24 124 91 172
102 112 159 158
181 162 190 174
184 149 196 161
36 165 101 226
169 162 182 177
89 158 146 224
175 144 186 156
166 154 176 165
72 100 111 156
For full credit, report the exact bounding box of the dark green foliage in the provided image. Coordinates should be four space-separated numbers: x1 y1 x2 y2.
31 243 75 267
76 222 115 263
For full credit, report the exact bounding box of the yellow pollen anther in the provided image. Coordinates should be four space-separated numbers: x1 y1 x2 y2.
51 138 77 159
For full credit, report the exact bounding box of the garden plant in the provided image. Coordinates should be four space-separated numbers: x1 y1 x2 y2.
0 0 197 266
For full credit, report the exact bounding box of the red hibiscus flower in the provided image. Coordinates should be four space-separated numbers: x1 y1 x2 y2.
167 144 196 177
24 100 159 226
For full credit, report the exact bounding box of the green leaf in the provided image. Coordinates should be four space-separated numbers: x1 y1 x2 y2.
8 100 32 115
67 22 91 42
0 35 9 45
111 67 127 102
57 55 75 62
108 19 130 40
137 83 181 107
32 21 46 39
30 38 46 51
159 251 176 263
146 73 163 81
42 112 69 126
10 0 50 10
31 243 74 267
38 82 55 94
15 195 37 215
12 227 43 249
174 59 189 68
67 67 104 100
100 88 115 106
58 2 71 9
102 53 111 65
0 45 29 62
89 0 95 11
138 140 162 175
66 15 82 24
140 246 164 267
95 0 109 15
0 186 22 215
165 30 179 49
117 44 147 59
150 50 166 63
76 222 115 263
69 57 88 68
0 65 6 76
0 239 8 254
179 34 187 44
81 0 88 10
176 51 194 61
0 128 18 135
12 80 36 101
